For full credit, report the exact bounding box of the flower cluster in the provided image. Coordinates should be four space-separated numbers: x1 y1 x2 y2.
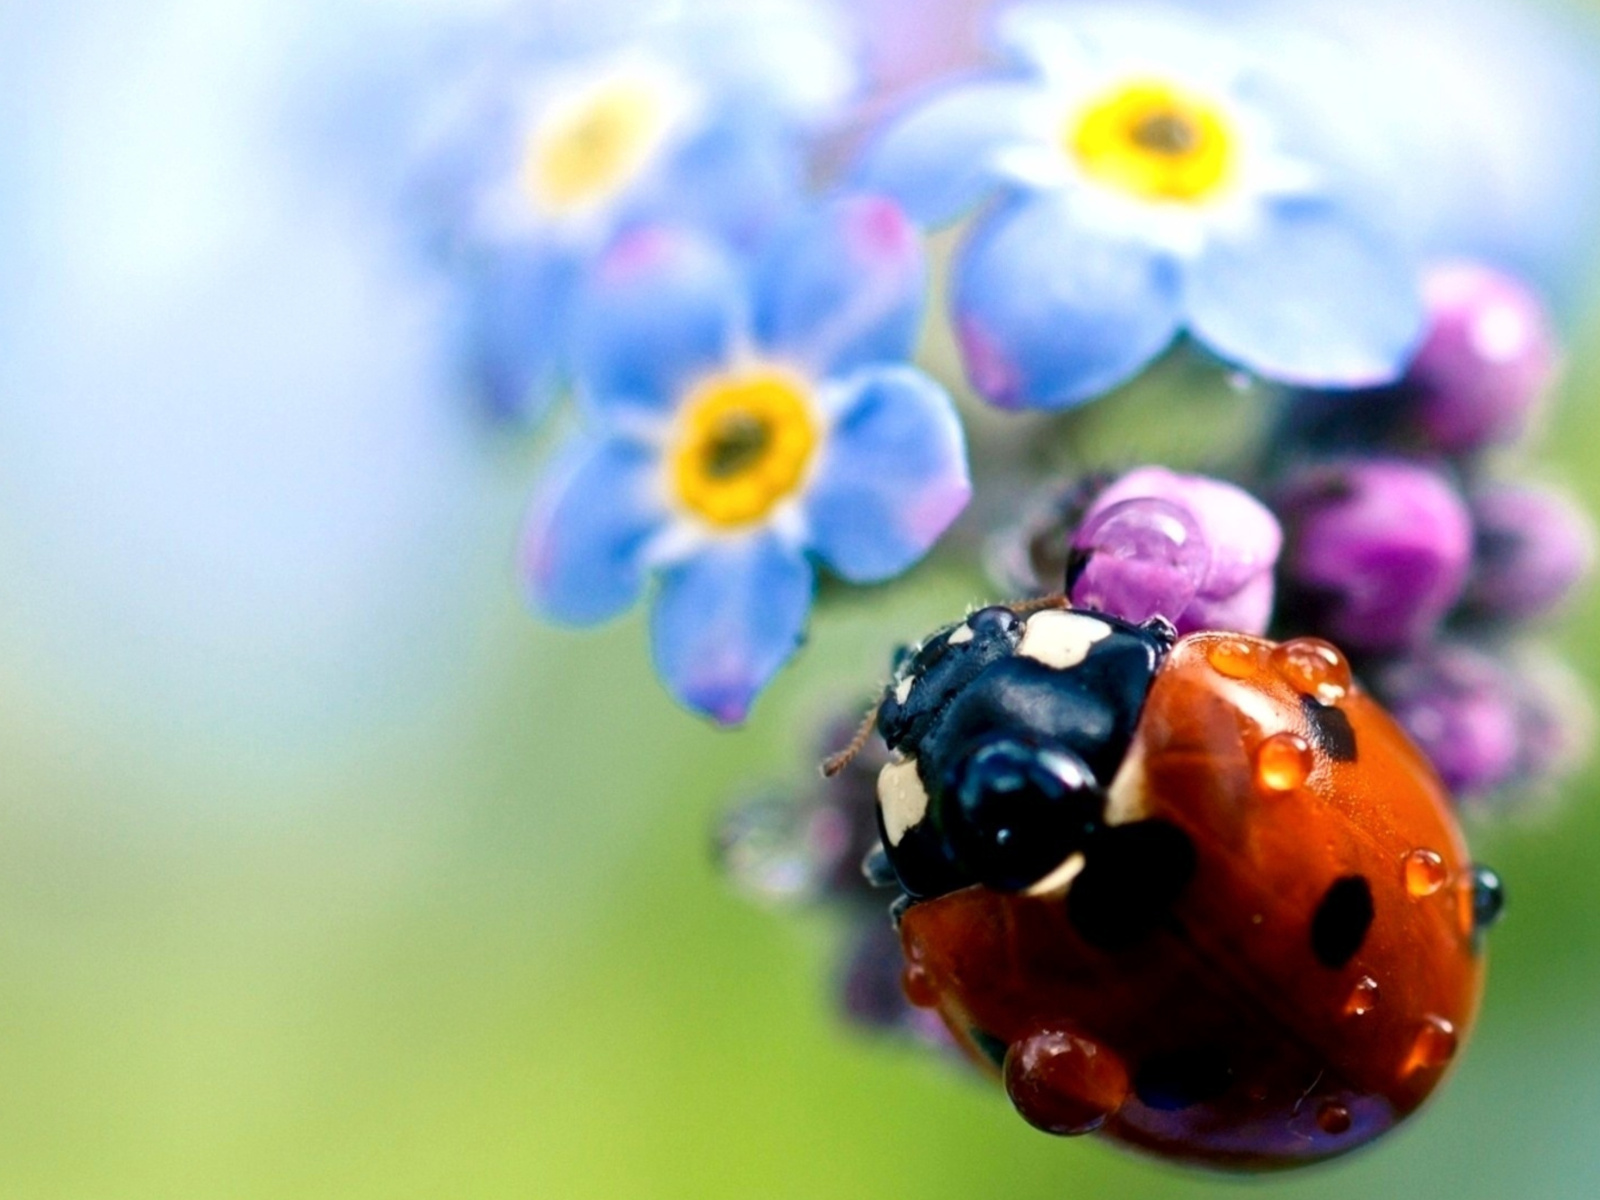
652 1 1598 1056
859 2 1423 408
414 0 857 422
993 260 1593 807
417 3 1593 802
1270 262 1594 806
518 199 970 721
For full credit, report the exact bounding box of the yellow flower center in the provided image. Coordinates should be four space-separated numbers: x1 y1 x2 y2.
1069 80 1236 204
670 369 820 528
525 77 672 215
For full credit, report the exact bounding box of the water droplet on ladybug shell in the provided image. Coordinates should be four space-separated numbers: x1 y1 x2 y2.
1255 732 1313 793
1207 638 1262 679
1345 975 1380 1017
1404 849 1449 898
1316 1101 1353 1135
1272 638 1352 704
1004 1029 1130 1137
1403 1016 1459 1076
902 963 939 1009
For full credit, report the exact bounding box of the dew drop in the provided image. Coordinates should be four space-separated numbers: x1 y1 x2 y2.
1207 638 1262 679
1344 975 1380 1017
1316 1101 1353 1135
1471 864 1506 931
902 963 939 1009
1255 732 1313 793
716 795 841 903
1005 1029 1130 1136
1404 848 1449 898
1272 638 1353 704
1403 1016 1459 1076
1069 498 1210 624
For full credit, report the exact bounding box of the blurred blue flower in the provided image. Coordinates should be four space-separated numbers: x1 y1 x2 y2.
858 1 1423 410
519 195 970 724
415 0 857 422
1251 0 1600 317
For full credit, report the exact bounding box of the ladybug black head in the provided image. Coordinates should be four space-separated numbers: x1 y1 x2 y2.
877 605 1026 753
872 604 1174 901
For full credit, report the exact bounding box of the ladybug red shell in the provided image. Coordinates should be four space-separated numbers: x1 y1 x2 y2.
869 603 1501 1170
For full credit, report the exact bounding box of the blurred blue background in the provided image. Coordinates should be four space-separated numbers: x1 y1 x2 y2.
1 0 1599 1195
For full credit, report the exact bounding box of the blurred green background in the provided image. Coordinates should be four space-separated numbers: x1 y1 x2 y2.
0 358 1592 1200
3 0 1600 1196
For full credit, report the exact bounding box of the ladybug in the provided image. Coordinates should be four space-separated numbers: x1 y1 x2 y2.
863 600 1503 1170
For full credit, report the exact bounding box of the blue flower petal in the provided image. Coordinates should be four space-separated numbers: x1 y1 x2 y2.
519 436 666 625
633 118 805 252
804 367 970 583
753 194 926 375
672 0 857 127
952 195 1182 410
998 2 1250 85
650 534 814 724
854 80 1048 227
992 1 1091 73
1186 199 1424 387
571 227 745 421
462 243 577 423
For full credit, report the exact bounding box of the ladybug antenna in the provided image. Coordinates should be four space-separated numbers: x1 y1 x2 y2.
820 698 882 778
1006 593 1072 615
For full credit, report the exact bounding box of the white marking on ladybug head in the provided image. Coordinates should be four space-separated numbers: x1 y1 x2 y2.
1025 851 1086 897
877 757 929 847
1017 610 1113 670
946 622 975 646
893 675 914 706
1104 743 1149 826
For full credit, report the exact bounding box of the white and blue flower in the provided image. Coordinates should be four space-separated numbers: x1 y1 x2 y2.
519 195 971 724
858 1 1425 410
417 0 857 421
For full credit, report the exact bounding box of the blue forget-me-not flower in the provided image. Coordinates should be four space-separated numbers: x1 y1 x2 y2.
416 0 857 421
859 1 1425 410
519 194 971 723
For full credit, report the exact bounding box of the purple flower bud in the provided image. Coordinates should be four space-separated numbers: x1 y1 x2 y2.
1073 468 1281 635
1377 644 1593 805
838 918 960 1052
1407 262 1558 455
1377 645 1524 799
1466 482 1596 622
1280 459 1473 654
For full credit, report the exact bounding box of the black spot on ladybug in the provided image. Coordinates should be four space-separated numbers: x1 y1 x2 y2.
1134 1047 1234 1111
1068 820 1197 951
968 1027 1010 1070
1300 694 1357 762
1310 876 1374 969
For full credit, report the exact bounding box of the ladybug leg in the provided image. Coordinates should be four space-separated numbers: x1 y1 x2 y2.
1003 1025 1131 1137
